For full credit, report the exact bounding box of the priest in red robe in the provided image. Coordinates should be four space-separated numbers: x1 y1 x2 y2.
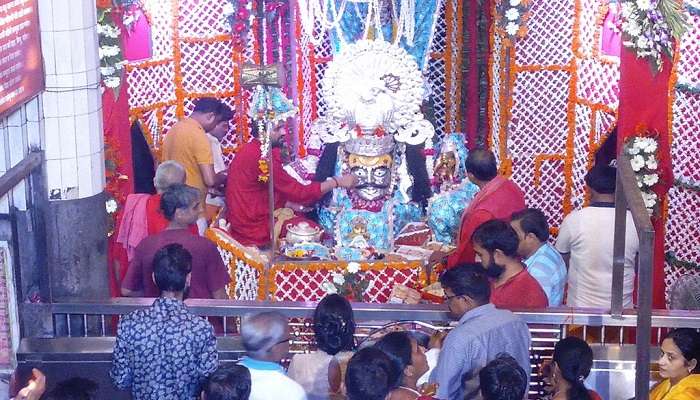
445 149 526 268
226 123 357 248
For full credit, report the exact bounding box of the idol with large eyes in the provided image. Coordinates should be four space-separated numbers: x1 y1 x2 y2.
347 154 393 201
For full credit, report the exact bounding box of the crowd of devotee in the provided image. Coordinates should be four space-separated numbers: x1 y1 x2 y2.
8 96 700 399
115 97 641 310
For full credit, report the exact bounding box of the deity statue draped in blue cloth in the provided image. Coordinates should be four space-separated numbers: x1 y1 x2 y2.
427 132 480 244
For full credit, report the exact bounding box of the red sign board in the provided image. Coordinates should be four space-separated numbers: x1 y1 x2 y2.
0 0 43 117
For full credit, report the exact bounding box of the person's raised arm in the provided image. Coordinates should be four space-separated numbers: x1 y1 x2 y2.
319 174 358 194
198 163 226 189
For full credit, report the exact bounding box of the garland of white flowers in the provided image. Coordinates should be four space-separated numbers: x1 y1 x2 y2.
620 0 688 72
623 135 661 213
97 7 125 90
298 0 416 46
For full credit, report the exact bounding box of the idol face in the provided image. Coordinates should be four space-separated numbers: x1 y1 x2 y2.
348 154 393 201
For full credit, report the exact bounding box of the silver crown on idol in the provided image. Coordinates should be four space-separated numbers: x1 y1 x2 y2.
344 134 396 157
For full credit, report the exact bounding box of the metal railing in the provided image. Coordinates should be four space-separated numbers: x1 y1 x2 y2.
612 152 657 400
46 299 700 332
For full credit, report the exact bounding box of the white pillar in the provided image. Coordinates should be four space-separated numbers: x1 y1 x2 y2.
38 0 104 200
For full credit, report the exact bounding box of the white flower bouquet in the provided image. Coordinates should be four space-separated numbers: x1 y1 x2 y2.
620 0 687 72
623 135 662 213
97 6 125 91
321 262 372 301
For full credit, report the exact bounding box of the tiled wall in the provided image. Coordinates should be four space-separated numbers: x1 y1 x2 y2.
38 0 104 200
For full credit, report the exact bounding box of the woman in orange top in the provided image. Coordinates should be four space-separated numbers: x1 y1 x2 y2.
650 328 700 400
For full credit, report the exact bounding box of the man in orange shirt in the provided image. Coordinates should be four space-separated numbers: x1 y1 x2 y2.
163 98 229 232
471 219 548 309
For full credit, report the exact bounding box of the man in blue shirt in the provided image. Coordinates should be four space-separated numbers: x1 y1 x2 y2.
510 208 567 306
429 264 531 399
111 243 218 400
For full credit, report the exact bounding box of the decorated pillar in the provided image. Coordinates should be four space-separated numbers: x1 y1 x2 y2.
617 0 686 310
38 0 109 302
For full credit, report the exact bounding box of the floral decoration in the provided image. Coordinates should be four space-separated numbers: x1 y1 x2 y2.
495 0 531 45
321 262 372 301
104 139 129 237
114 0 145 31
622 132 662 214
223 1 285 49
619 0 687 72
97 3 125 91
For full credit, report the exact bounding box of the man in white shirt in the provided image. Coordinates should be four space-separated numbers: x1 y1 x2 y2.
556 164 639 308
205 105 232 220
239 312 307 400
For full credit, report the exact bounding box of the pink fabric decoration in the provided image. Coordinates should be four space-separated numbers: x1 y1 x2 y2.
121 7 152 61
116 193 151 261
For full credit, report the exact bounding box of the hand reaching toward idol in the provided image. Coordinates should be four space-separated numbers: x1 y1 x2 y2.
335 174 359 188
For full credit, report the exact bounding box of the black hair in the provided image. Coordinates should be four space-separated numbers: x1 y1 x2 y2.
553 337 594 400
405 143 432 208
43 377 98 400
160 183 200 221
594 126 617 168
439 263 491 305
584 164 617 194
217 103 234 122
131 120 156 194
374 331 413 388
313 294 356 355
479 353 528 400
193 97 225 114
511 208 550 242
664 328 700 373
471 219 520 258
202 364 252 400
345 347 400 400
152 243 192 293
465 148 498 181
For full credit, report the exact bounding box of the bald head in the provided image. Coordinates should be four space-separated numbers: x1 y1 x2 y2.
154 160 186 193
465 148 498 182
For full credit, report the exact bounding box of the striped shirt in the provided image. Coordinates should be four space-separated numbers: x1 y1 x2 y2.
523 243 567 306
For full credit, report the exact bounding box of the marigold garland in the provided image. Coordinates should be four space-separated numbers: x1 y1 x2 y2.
533 155 566 187
171 0 184 118
258 159 269 182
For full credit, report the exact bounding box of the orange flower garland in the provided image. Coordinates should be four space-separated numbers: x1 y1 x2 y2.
258 159 269 182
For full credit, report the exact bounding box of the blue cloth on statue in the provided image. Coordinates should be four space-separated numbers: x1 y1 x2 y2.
427 182 480 244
